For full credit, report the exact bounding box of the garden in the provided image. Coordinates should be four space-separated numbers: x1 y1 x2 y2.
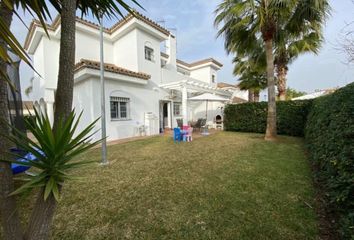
2 132 319 240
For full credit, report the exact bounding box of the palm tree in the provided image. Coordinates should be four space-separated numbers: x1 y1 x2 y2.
239 74 267 102
53 0 142 128
275 30 322 100
233 56 267 102
215 0 330 140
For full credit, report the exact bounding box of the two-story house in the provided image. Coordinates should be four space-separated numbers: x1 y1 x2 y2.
24 12 246 141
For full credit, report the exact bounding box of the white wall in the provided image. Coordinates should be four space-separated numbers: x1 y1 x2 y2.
76 29 114 64
31 38 45 101
113 29 139 71
43 37 60 90
136 29 162 85
190 66 213 84
83 77 160 141
72 79 95 134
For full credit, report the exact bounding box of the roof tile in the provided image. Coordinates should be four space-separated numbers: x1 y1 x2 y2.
75 59 150 80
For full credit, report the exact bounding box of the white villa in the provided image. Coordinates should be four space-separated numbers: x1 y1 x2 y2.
24 12 247 141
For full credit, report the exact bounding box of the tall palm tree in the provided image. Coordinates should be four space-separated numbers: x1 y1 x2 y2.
238 73 267 102
275 30 323 100
233 56 267 102
215 0 330 140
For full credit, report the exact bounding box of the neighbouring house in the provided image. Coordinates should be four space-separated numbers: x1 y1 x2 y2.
24 12 247 141
292 88 337 100
217 83 248 104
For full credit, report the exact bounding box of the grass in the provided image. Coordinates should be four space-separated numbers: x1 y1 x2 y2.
4 132 319 239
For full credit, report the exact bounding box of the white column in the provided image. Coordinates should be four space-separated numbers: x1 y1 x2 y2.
182 85 188 126
46 102 54 126
167 102 172 128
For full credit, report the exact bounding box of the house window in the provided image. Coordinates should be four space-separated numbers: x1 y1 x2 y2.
173 103 181 116
212 74 216 83
145 46 154 61
110 97 130 120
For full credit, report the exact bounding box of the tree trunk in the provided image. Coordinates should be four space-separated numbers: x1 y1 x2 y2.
0 3 24 240
24 188 57 240
25 1 76 239
254 90 260 102
264 39 277 140
276 65 287 101
53 0 76 129
248 89 254 102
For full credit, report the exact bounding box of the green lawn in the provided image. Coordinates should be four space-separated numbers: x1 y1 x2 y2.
8 132 319 239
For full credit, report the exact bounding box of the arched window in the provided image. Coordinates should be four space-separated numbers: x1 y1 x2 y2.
144 41 154 62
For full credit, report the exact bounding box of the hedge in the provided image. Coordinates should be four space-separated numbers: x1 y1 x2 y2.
305 83 354 238
224 84 354 238
224 100 313 137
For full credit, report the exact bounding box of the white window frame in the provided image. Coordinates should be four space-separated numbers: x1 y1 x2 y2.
145 46 154 62
173 103 182 116
110 97 131 121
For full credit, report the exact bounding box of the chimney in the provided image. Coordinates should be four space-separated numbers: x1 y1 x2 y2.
166 34 177 69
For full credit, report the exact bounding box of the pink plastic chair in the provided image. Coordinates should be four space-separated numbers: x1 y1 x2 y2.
183 127 193 142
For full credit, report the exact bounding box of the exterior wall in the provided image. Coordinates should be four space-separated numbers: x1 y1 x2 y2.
113 29 139 71
136 30 162 85
230 88 249 100
89 77 159 141
76 29 114 64
190 66 214 85
72 79 95 134
31 38 45 101
43 37 60 90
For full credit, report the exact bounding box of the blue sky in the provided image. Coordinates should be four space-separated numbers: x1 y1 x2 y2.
12 0 354 98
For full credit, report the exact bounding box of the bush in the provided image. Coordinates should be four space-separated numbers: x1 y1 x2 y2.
224 100 312 137
305 83 354 239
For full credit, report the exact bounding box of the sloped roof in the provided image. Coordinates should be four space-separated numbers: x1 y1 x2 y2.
292 88 337 100
24 11 170 50
217 82 236 89
75 59 150 80
231 97 248 104
160 52 223 69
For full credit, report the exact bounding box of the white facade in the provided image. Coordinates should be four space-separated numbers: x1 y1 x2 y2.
24 13 247 141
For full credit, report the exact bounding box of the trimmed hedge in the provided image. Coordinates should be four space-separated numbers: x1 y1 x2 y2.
305 83 354 238
224 85 354 238
224 100 313 137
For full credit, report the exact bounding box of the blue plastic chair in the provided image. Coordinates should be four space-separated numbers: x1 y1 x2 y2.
173 128 182 143
10 148 41 175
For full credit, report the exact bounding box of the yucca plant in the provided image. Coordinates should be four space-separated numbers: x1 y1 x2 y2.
3 108 101 201
1 109 101 239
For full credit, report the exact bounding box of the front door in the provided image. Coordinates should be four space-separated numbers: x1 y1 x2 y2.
159 101 171 133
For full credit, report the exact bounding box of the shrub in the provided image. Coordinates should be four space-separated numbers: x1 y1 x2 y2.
224 100 312 137
305 83 354 239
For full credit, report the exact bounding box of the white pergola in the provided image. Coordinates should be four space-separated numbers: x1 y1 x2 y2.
159 79 232 125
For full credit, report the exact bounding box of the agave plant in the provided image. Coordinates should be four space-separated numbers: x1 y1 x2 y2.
2 108 101 201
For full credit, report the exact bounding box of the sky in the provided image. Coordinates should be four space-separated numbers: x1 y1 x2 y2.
12 0 354 99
